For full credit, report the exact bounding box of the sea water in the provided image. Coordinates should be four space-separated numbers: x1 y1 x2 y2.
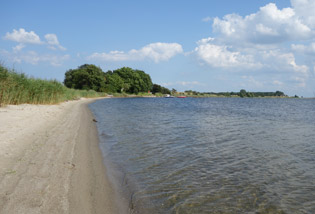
89 97 315 214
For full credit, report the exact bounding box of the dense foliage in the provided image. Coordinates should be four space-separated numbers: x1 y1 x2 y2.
0 62 291 107
64 64 106 92
0 64 105 106
151 84 171 95
184 89 286 98
105 67 153 94
64 64 154 94
62 64 287 98
238 89 285 97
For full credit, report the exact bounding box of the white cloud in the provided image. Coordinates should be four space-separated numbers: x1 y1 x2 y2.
194 37 260 68
45 34 59 46
45 34 66 51
195 0 314 83
87 42 183 63
291 0 315 29
13 43 25 52
291 43 315 55
261 50 309 75
212 2 313 45
194 36 310 80
255 24 278 36
3 28 66 51
197 37 215 45
4 28 42 44
260 50 309 88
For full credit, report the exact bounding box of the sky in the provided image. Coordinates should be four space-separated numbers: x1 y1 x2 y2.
1 0 315 97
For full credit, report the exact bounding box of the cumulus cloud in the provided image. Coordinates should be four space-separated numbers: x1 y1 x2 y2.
195 0 313 93
3 28 66 51
194 38 259 68
87 42 183 63
194 37 310 83
261 50 309 75
291 0 315 29
212 2 313 45
45 34 66 51
4 28 42 44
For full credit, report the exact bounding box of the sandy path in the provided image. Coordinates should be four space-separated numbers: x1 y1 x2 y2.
0 98 121 214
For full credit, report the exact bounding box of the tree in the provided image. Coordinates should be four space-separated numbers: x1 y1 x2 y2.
135 69 153 93
64 64 106 92
246 92 254 97
111 67 153 94
152 84 162 94
240 89 247 98
152 84 171 94
104 71 124 93
275 91 285 96
64 64 156 94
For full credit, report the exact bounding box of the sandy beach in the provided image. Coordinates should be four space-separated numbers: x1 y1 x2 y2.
0 98 121 214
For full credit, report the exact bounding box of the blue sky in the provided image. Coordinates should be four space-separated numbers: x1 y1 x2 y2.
1 0 314 97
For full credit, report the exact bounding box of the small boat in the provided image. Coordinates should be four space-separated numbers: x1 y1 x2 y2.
177 96 187 98
164 94 175 98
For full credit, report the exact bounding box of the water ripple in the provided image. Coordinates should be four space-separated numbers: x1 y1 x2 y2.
89 98 315 214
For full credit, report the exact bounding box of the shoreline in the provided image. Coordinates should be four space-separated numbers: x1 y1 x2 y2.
0 98 123 213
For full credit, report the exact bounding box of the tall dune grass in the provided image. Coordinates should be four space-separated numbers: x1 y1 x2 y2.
0 65 106 106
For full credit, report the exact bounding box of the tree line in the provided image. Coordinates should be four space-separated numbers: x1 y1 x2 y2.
64 64 287 97
184 89 286 98
64 64 169 94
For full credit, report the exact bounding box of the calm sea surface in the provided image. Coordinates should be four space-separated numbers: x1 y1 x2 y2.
89 98 315 214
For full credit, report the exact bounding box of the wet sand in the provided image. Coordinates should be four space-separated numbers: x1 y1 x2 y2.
0 98 122 214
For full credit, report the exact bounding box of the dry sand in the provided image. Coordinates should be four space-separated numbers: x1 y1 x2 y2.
0 98 123 214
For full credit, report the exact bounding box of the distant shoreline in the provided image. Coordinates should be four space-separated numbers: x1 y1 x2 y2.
108 94 306 99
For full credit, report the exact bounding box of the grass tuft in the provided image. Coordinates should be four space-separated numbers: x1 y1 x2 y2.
0 64 106 106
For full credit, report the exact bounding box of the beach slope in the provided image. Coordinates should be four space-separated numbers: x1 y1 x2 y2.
0 98 119 214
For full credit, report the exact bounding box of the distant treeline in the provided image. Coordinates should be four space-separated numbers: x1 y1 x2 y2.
64 64 288 98
184 89 286 98
0 62 289 107
64 64 169 95
0 64 106 106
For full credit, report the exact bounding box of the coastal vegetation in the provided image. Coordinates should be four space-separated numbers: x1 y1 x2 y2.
0 62 290 107
151 84 171 95
64 64 106 92
63 64 288 98
0 64 106 106
64 65 153 94
105 67 153 94
184 89 287 98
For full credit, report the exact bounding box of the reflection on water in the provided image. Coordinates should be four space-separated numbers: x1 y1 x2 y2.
89 98 315 214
